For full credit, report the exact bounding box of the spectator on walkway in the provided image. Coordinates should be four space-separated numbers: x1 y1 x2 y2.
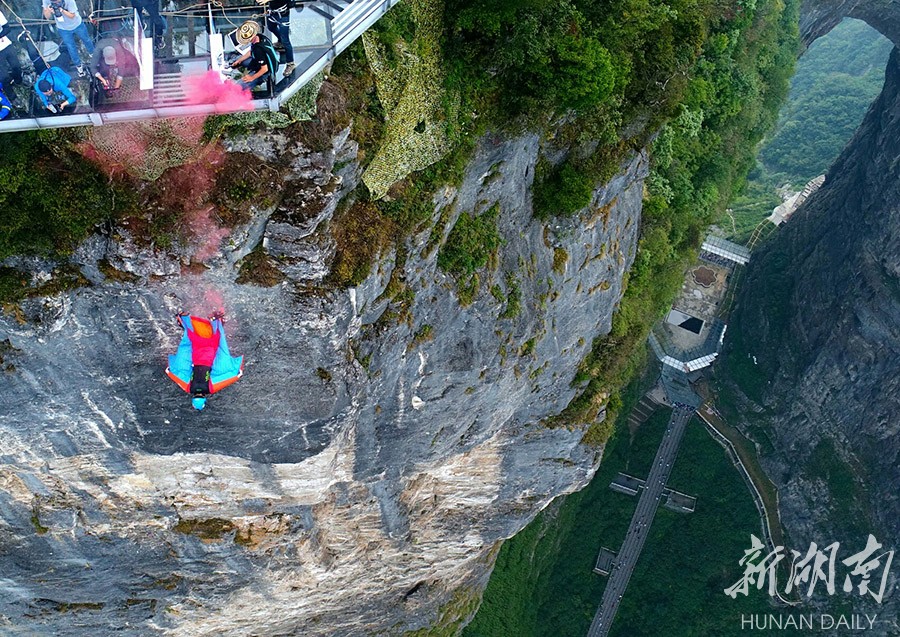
0 9 23 87
42 0 94 77
258 0 295 76
90 38 137 93
34 64 76 113
131 0 166 50
229 21 278 91
0 81 13 119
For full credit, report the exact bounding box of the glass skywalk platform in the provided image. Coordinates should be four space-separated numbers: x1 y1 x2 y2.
0 0 400 132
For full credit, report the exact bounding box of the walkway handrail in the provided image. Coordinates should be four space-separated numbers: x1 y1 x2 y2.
697 408 799 607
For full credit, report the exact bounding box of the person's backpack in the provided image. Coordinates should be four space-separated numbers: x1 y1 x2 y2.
258 36 279 76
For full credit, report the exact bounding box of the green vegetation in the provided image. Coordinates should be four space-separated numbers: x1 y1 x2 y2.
467 408 796 637
803 438 874 542
173 518 235 541
409 324 435 349
726 18 891 242
720 247 793 404
30 509 49 535
0 132 132 260
761 19 891 181
549 0 799 443
0 264 90 306
236 245 287 288
404 587 483 637
551 248 568 275
437 205 502 303
328 199 398 287
498 273 522 319
437 206 502 277
533 161 599 220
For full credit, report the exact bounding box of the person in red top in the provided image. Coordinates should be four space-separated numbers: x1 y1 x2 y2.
178 310 223 410
166 309 243 411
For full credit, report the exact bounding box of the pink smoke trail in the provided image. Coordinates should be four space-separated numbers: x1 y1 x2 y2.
184 71 255 113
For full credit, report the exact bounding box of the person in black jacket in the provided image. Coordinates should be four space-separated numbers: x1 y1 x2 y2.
230 20 278 90
0 9 23 87
258 0 296 76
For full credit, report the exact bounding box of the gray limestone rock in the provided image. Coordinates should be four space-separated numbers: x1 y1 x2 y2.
0 126 647 635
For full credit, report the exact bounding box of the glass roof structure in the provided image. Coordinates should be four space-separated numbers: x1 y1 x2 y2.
700 234 751 265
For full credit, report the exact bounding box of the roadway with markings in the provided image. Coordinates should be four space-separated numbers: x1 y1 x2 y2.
586 405 695 637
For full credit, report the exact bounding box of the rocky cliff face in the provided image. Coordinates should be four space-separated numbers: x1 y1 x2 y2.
800 0 900 46
0 121 647 634
725 5 900 623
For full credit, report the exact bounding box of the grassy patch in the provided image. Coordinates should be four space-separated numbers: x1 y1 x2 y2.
519 338 536 357
31 510 49 535
498 273 521 319
173 518 235 541
328 199 398 288
552 248 568 275
236 245 286 287
409 324 434 349
438 204 501 304
0 131 133 260
803 438 873 541
0 265 90 306
533 159 597 220
404 587 482 637
437 205 501 278
97 259 139 283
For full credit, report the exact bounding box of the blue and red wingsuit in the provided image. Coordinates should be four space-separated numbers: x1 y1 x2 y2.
165 315 243 408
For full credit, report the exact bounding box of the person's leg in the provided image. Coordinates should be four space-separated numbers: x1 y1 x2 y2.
0 47 23 84
143 0 165 37
57 28 82 67
275 20 293 64
74 23 94 56
0 48 13 85
237 74 266 90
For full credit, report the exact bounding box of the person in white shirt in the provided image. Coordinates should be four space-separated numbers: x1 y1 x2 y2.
42 0 94 76
0 10 23 87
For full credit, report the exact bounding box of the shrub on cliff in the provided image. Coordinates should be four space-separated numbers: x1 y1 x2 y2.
437 205 501 277
0 133 130 260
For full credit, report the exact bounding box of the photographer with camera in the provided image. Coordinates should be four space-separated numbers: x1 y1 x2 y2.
0 9 23 87
90 39 136 96
33 64 76 113
42 0 94 77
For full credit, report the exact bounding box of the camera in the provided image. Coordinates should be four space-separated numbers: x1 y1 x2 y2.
50 0 65 18
46 90 66 110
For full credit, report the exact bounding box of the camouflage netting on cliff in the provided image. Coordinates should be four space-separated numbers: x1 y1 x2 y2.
82 72 327 180
362 0 457 199
86 118 211 181
208 70 328 133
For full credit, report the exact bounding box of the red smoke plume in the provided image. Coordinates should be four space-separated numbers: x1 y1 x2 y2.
184 71 255 113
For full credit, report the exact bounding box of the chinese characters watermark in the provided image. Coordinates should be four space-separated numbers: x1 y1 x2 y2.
724 534 894 603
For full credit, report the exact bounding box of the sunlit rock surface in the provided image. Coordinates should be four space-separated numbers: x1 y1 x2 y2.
0 127 647 634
